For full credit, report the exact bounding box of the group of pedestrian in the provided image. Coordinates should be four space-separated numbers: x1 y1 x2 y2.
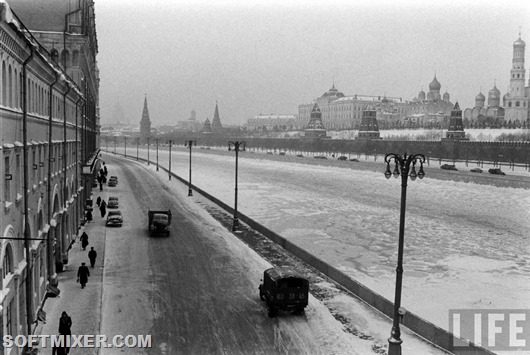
97 162 108 191
95 195 107 217
76 231 98 289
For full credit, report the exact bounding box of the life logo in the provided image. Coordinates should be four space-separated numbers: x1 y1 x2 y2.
449 309 530 351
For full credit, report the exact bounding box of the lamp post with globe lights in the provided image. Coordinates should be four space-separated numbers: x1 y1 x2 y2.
185 140 196 196
228 141 246 231
384 152 425 355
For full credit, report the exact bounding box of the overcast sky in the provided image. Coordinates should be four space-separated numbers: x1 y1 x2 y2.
96 0 530 126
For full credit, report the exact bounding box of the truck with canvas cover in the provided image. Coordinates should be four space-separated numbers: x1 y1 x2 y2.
148 209 172 236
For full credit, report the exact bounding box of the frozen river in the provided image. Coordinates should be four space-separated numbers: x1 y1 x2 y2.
111 145 530 331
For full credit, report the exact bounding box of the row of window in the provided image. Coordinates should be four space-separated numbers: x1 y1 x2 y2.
0 60 79 121
3 142 79 203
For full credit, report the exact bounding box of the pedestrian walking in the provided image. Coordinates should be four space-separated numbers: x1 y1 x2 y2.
52 342 68 355
103 162 108 177
88 247 97 268
85 208 92 222
80 232 89 251
96 196 101 207
100 200 107 218
77 262 90 289
58 311 72 335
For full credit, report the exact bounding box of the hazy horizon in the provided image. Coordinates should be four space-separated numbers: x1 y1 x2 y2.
96 0 530 126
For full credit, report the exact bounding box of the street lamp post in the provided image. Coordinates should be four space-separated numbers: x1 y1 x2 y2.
168 140 172 180
156 139 159 171
384 152 426 355
147 137 150 165
228 141 246 231
185 140 196 196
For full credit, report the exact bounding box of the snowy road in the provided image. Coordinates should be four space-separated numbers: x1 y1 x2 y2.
99 156 368 355
109 145 530 334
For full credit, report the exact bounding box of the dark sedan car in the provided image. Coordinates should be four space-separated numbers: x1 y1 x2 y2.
488 168 506 175
441 164 458 171
106 210 123 227
107 197 119 209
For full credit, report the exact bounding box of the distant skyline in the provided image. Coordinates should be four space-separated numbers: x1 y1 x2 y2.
96 0 530 126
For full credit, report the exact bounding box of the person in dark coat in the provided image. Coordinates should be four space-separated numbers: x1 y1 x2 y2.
58 311 72 354
103 163 108 177
99 200 107 218
88 247 97 268
85 208 92 222
80 232 89 251
58 311 72 335
77 262 90 289
96 196 101 207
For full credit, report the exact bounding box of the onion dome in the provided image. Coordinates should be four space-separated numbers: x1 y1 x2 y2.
443 91 450 101
488 84 500 99
475 92 485 101
418 90 426 101
429 75 441 91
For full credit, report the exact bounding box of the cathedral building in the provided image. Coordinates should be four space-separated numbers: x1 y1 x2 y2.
463 84 504 127
408 75 454 127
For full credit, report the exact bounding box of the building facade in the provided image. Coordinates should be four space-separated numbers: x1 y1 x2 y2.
246 114 296 132
298 84 410 130
0 1 98 352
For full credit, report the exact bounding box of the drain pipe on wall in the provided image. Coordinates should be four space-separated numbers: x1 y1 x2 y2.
47 71 59 286
22 44 35 339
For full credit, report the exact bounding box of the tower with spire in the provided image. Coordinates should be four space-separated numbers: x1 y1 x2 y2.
304 103 327 138
139 95 151 144
503 33 530 123
357 106 381 139
444 102 468 140
211 102 223 133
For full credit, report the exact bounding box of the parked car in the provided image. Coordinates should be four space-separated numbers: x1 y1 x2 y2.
441 164 458 171
259 267 309 317
279 152 286 156
488 168 506 175
470 168 483 173
296 154 304 158
108 179 117 187
106 210 123 227
107 197 119 209
314 155 327 159
349 158 360 162
337 156 348 161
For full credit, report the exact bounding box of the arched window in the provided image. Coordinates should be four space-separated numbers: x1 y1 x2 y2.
61 50 70 68
2 61 6 105
72 50 79 66
2 244 13 279
14 68 18 109
8 64 12 107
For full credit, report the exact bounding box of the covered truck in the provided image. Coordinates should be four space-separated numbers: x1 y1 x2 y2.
148 209 172 236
